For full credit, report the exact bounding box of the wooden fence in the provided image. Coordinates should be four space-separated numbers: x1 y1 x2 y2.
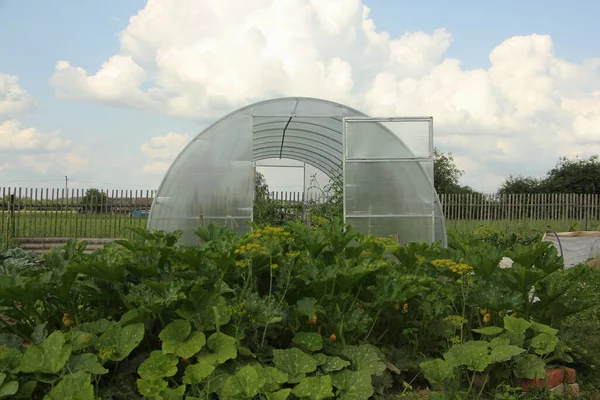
438 193 600 231
1 188 156 243
1 188 599 244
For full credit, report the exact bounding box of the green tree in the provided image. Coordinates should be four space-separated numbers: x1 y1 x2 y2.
545 155 600 194
498 155 600 194
81 188 108 205
498 176 545 195
433 148 478 194
80 188 109 214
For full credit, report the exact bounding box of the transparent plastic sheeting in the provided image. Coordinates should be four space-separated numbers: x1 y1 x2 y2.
147 97 447 247
344 118 436 244
148 114 254 244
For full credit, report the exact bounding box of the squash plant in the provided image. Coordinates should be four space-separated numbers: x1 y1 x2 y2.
0 219 591 398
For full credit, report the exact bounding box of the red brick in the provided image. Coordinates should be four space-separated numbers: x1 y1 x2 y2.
547 368 565 388
519 368 565 391
520 378 545 391
561 367 576 384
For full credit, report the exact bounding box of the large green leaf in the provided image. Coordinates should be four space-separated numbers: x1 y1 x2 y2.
292 375 334 400
67 354 108 375
220 365 266 399
31 323 48 345
292 332 323 352
0 346 22 372
341 344 386 376
161 385 186 400
514 354 546 379
137 378 168 398
176 289 232 331
43 372 94 400
296 297 319 318
20 331 72 374
95 322 144 362
531 333 559 355
137 350 179 380
262 366 288 392
331 369 374 400
472 326 504 337
266 389 292 400
14 381 36 399
312 353 328 366
530 320 558 335
73 318 111 334
183 353 219 384
503 316 531 335
70 256 126 282
159 319 206 358
321 356 350 374
70 331 97 352
0 373 18 399
419 359 455 386
499 331 525 347
0 334 20 350
273 348 317 382
443 342 491 372
489 337 511 348
490 345 525 363
207 332 237 364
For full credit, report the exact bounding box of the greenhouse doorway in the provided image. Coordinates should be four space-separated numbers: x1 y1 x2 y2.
147 97 446 246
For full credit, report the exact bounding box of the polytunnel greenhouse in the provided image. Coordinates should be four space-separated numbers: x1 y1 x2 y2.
147 97 447 247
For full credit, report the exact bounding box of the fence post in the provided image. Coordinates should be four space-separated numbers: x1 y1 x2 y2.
9 194 15 240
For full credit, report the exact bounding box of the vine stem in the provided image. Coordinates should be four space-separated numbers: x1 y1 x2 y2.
467 370 476 395
364 309 382 342
260 255 274 347
476 371 489 400
114 283 132 310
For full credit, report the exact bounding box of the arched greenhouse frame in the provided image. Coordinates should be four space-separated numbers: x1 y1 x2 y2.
147 97 447 247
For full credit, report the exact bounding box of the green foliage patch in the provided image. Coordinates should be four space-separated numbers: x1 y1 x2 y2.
0 220 596 398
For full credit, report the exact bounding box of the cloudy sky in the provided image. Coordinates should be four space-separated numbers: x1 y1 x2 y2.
1 0 600 194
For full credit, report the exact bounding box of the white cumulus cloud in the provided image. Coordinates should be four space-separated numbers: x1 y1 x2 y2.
140 132 190 174
0 120 71 151
0 74 36 115
18 150 88 175
0 73 86 175
48 0 600 191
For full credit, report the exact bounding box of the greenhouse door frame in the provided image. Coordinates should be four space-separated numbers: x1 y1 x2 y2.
342 116 437 243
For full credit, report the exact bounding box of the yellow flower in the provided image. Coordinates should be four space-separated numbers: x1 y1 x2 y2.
286 251 301 258
480 307 488 316
448 263 474 275
415 255 425 265
270 263 278 270
444 315 467 327
402 303 409 313
483 313 491 323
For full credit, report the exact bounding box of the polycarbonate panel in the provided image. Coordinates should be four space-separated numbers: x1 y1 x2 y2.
347 217 435 244
344 161 434 216
250 98 348 117
148 97 447 247
345 119 432 159
343 117 436 244
148 113 253 244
